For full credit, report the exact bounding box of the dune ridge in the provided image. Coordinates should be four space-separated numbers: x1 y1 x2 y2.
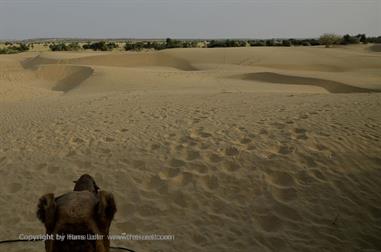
36 65 94 92
239 72 380 94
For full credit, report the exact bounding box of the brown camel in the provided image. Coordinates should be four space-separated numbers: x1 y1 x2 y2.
37 174 117 252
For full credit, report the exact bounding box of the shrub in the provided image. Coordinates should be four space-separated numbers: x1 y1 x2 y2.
367 36 381 43
249 40 265 46
0 43 30 54
82 41 118 51
165 38 184 49
49 43 67 51
265 39 276 46
319 33 342 48
252 40 266 46
357 34 367 44
49 42 81 51
341 34 360 45
282 40 292 47
309 39 321 46
208 39 247 48
124 41 166 51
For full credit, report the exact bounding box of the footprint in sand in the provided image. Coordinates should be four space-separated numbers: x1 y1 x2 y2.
309 169 327 182
254 213 283 232
300 154 317 167
294 128 307 134
193 118 201 123
299 114 309 120
138 204 161 217
208 153 223 163
201 175 219 190
267 171 295 188
105 137 115 142
260 129 268 135
151 143 160 150
292 128 308 140
169 158 186 167
37 163 48 170
240 138 252 144
133 160 146 169
48 165 60 173
273 202 302 222
148 175 168 193
222 160 241 172
296 170 316 186
199 132 212 138
272 187 298 202
7 182 22 193
192 163 209 174
171 191 188 208
200 142 210 150
70 137 85 144
115 221 137 233
271 122 286 130
101 148 111 154
277 145 294 155
185 149 200 161
225 147 239 156
285 119 294 124
159 167 181 179
247 144 256 150
168 171 194 188
44 183 57 192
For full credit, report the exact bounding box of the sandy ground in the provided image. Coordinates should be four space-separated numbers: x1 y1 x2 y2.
0 45 381 252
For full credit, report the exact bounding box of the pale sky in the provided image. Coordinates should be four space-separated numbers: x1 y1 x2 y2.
0 0 380 40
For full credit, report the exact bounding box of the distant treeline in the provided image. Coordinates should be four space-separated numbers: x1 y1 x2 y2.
0 43 30 54
1 34 381 54
49 41 119 51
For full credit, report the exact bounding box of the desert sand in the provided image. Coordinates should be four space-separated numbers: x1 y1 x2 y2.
0 45 381 252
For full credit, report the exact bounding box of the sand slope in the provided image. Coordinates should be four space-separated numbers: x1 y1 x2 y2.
0 45 381 252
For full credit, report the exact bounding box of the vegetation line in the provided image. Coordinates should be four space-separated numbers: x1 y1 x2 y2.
1 33 380 54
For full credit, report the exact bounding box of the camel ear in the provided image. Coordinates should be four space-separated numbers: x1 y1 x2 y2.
94 181 100 192
96 191 117 231
37 193 56 233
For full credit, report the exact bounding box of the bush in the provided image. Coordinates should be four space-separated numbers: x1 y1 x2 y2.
165 38 184 49
265 39 276 46
367 36 381 43
124 41 144 51
357 34 367 44
82 41 118 51
249 40 265 46
282 40 292 47
0 43 30 54
341 34 360 45
208 39 247 48
319 33 342 48
309 39 321 46
124 41 166 51
49 42 81 51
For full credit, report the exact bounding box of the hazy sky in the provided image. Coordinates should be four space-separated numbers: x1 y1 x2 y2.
0 0 380 40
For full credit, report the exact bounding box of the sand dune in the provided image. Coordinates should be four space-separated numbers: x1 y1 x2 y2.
65 52 198 71
1 45 381 252
239 72 380 93
35 65 94 92
369 44 381 52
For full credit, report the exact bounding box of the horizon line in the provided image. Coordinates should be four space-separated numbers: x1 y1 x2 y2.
1 34 380 43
